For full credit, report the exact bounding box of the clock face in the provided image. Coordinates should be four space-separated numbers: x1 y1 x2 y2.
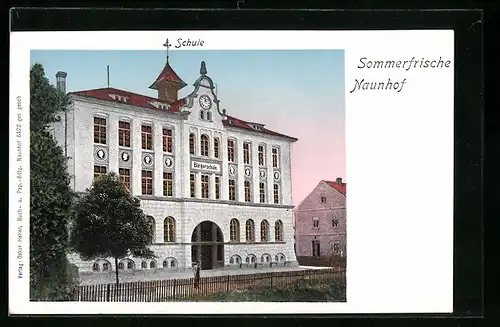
199 95 212 110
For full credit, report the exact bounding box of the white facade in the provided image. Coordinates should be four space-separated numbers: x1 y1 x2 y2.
54 61 298 275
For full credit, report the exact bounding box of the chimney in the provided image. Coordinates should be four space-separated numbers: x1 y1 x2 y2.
336 177 343 184
56 71 67 93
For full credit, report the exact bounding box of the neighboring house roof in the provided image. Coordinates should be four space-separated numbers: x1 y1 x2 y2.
149 62 187 89
325 180 347 196
222 115 298 141
69 87 185 113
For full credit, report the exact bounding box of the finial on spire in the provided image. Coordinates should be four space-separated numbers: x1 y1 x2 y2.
200 61 207 75
163 38 172 64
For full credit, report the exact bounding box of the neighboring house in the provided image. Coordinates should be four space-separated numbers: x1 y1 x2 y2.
294 178 346 264
52 57 298 275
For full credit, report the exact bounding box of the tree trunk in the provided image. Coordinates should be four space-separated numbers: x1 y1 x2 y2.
114 257 119 285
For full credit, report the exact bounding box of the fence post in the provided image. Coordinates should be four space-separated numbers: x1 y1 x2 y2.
226 275 230 292
173 279 177 300
106 284 110 302
270 273 273 288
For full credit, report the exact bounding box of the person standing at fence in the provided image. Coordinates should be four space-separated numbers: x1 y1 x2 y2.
193 261 201 289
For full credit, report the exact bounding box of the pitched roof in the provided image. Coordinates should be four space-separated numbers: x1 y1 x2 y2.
325 180 347 196
69 87 184 113
222 115 298 141
149 62 187 89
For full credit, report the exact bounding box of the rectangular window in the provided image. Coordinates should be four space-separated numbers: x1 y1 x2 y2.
272 148 279 168
259 182 266 203
273 183 280 204
333 242 340 255
228 140 235 163
119 168 131 190
163 128 173 153
313 217 319 228
141 125 153 150
312 240 321 257
214 138 220 159
163 172 173 197
332 219 339 228
244 181 251 202
258 145 265 166
93 165 107 181
141 170 153 195
215 177 221 199
118 121 131 147
93 117 107 144
201 175 209 199
229 179 236 201
190 174 196 198
243 142 251 164
321 196 327 203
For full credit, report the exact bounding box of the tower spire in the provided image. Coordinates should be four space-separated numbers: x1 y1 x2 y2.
163 38 171 64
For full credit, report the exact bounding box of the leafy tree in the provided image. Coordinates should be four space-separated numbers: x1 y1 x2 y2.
30 63 77 300
70 173 155 285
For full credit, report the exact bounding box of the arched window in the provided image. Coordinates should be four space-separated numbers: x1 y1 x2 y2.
163 257 177 268
118 262 124 270
261 254 271 263
127 260 135 270
229 255 241 264
146 216 155 243
200 134 209 157
92 262 100 272
207 111 212 120
200 111 205 120
230 257 234 264
260 220 270 242
163 259 168 268
171 259 177 268
275 253 285 263
102 262 110 271
246 254 257 264
150 260 156 269
164 217 176 242
275 220 284 242
189 133 196 155
141 261 147 269
245 219 255 242
214 138 220 159
230 219 240 242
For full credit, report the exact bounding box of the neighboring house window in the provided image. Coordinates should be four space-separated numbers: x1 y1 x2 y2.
260 220 269 242
321 196 327 203
146 216 155 242
312 217 319 228
333 242 340 255
245 219 255 242
244 181 251 202
93 165 107 181
163 128 173 153
227 140 235 162
215 177 221 199
141 170 153 195
200 134 209 157
141 125 153 150
230 219 240 242
258 145 265 166
272 148 279 168
118 121 131 147
190 174 195 198
332 219 339 228
312 240 321 257
229 179 236 201
243 142 251 164
94 117 107 144
214 138 220 158
273 184 280 204
163 172 173 197
163 217 176 242
275 220 284 242
201 174 209 199
259 182 266 203
189 133 196 155
119 168 131 191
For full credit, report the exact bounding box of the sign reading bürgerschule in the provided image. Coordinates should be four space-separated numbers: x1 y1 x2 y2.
191 160 221 174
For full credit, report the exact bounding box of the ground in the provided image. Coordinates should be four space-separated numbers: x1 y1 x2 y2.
78 265 331 285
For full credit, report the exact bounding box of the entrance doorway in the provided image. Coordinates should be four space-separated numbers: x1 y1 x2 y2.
191 221 225 270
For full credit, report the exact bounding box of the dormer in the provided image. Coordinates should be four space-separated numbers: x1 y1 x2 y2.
149 60 187 104
148 101 170 110
108 93 130 103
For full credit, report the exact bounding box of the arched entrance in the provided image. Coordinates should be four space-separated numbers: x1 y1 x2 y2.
191 221 224 270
